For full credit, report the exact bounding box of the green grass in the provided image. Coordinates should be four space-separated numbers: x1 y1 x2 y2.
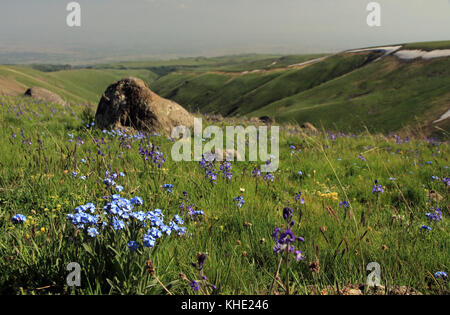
149 52 380 116
91 54 326 73
1 45 449 136
403 40 450 51
0 65 157 104
251 55 450 134
0 95 448 295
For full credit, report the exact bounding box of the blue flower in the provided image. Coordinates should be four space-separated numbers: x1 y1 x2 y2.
295 191 305 204
295 250 304 262
173 214 184 225
233 195 245 208
103 178 115 187
421 225 432 231
434 271 447 278
339 200 349 208
87 227 99 237
143 234 156 248
194 210 204 216
252 167 261 177
11 214 26 224
160 224 172 235
372 180 384 194
115 185 124 192
130 211 146 222
112 217 125 230
127 241 139 251
130 196 143 206
163 184 174 193
425 207 442 222
84 203 96 214
443 177 450 186
190 280 200 291
264 173 274 182
283 207 293 221
148 227 162 239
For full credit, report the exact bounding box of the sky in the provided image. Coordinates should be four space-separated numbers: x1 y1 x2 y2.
1 0 450 62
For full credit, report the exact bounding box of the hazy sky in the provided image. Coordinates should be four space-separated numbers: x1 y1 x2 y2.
1 0 450 61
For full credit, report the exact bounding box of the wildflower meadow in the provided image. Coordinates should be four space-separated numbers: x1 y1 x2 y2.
0 95 448 295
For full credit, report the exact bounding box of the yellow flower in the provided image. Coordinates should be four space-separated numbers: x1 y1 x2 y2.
40 227 46 233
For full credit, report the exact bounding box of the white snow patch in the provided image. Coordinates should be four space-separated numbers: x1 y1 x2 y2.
394 49 450 60
288 56 327 68
347 46 402 55
433 108 450 124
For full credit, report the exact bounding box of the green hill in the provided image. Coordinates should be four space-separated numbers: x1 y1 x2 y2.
0 65 157 104
0 41 449 136
252 54 450 134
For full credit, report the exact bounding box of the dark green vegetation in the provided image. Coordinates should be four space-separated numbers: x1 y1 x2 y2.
0 95 448 294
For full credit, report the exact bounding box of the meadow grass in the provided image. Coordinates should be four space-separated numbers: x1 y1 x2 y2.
0 95 448 295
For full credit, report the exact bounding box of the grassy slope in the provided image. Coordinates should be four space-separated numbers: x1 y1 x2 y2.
403 40 450 51
92 54 326 73
230 52 381 116
0 95 448 294
0 41 449 135
149 52 379 115
0 65 157 104
251 55 450 134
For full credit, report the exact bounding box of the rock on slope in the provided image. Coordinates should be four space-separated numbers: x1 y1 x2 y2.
95 77 194 135
24 87 66 105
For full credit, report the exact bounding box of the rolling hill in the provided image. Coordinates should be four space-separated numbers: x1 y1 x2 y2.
0 42 449 136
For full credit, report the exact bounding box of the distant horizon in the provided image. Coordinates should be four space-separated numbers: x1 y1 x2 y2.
2 38 450 66
2 0 450 64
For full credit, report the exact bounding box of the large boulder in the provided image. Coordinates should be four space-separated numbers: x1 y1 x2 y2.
24 87 66 105
95 77 194 134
